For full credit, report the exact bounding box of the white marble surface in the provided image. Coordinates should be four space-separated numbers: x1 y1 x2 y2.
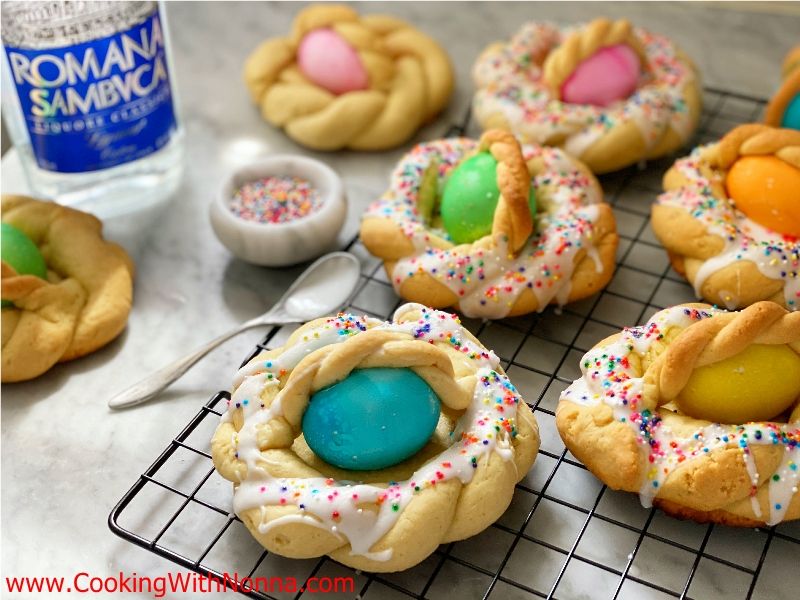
2 2 799 599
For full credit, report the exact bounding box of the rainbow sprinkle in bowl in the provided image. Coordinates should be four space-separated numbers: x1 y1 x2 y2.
210 155 346 266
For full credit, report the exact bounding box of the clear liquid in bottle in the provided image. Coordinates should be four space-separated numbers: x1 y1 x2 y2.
1 0 184 222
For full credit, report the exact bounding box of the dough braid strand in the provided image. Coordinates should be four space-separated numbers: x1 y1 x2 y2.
710 123 800 170
644 301 800 406
542 18 647 98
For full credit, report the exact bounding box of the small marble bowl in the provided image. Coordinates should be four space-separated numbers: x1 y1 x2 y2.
210 156 347 266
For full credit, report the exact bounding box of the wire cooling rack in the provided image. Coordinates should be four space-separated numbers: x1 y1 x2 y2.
109 88 799 600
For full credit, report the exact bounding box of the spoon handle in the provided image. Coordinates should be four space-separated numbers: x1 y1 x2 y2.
108 318 272 410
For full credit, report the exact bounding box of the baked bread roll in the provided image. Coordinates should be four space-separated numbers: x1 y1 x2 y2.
2 195 134 382
359 130 618 319
557 302 800 526
473 18 702 173
244 4 454 151
651 124 800 310
212 303 540 571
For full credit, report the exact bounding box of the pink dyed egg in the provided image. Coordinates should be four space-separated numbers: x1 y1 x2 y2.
297 29 369 95
561 44 641 107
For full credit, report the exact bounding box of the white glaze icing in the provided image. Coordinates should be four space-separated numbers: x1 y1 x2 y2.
365 138 606 319
560 305 800 525
221 304 525 560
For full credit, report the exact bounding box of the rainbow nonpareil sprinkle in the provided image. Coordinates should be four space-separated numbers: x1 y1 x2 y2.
229 176 323 224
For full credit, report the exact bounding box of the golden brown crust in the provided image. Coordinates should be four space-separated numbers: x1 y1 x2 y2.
653 498 767 528
556 398 645 492
1 195 134 382
479 130 533 253
710 124 800 169
244 4 453 151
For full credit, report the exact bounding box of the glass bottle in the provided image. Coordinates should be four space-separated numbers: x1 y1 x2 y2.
1 0 184 220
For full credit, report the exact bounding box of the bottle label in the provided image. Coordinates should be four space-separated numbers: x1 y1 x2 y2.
3 9 177 173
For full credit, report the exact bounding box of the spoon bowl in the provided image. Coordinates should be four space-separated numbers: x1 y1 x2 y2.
108 251 361 409
280 252 362 321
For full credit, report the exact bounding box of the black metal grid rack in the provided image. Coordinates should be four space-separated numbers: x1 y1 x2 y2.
109 88 799 600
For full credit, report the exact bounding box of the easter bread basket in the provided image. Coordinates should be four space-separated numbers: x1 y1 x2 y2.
211 304 540 571
651 124 800 311
1 195 134 382
243 4 453 151
472 18 702 173
359 130 618 319
557 301 800 527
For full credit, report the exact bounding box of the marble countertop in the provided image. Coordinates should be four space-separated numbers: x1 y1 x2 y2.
2 2 799 599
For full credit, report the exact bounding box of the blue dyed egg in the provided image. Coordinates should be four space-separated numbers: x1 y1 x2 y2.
781 92 800 130
302 368 441 471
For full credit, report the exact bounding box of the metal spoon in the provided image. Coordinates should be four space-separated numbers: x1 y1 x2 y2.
108 251 361 409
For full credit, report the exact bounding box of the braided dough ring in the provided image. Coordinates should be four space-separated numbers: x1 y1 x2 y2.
557 302 800 527
1 195 134 382
765 45 800 128
472 18 702 173
211 304 539 572
359 130 618 319
651 124 800 311
243 4 453 151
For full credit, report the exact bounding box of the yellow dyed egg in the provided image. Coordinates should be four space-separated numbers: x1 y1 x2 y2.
726 156 800 237
676 344 800 423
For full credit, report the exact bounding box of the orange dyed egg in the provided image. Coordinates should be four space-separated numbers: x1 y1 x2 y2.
726 156 800 237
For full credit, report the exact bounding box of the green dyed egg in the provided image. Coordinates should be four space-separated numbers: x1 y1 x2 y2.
2 223 46 279
1 223 47 307
440 152 536 244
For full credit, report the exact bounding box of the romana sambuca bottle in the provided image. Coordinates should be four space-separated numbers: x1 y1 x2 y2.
1 0 184 219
